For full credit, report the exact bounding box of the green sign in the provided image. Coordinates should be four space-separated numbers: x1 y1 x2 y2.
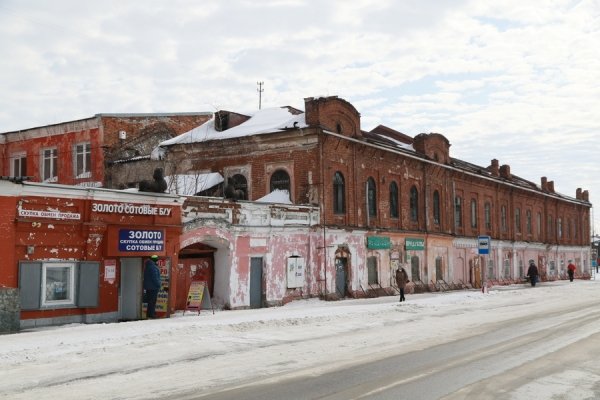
405 237 424 250
367 236 391 249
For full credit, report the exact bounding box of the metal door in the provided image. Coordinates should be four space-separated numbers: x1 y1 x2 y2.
335 257 347 297
119 258 142 320
250 257 263 308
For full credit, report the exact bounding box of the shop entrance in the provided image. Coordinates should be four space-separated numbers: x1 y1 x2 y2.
119 257 142 320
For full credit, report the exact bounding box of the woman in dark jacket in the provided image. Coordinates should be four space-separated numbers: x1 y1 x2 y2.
395 267 409 302
527 261 539 287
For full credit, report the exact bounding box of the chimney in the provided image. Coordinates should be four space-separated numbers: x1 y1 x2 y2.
548 181 554 193
489 159 499 177
583 190 589 201
499 164 511 179
576 188 582 199
541 177 548 191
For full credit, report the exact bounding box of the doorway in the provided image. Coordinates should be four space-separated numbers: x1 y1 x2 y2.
335 257 348 297
250 257 263 308
119 258 142 320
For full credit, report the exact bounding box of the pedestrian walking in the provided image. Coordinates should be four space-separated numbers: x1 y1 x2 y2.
567 261 576 282
143 255 162 318
527 260 539 287
395 266 409 302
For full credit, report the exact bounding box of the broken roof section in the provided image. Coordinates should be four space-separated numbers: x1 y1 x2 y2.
152 106 307 160
164 172 224 196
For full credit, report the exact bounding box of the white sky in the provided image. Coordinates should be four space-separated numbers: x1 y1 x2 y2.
0 0 599 233
2 278 600 399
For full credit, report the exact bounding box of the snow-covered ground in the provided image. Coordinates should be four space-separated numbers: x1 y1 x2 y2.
1 274 600 400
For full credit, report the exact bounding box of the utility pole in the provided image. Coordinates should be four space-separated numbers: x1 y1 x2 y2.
257 81 264 109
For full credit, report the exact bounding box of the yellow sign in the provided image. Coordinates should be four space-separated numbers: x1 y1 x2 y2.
186 281 206 312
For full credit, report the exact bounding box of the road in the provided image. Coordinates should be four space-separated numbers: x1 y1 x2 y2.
183 301 600 400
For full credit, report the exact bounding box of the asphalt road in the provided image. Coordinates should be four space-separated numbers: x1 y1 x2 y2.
185 302 600 400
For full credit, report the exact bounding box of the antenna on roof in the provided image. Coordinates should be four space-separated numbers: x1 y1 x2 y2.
257 81 264 110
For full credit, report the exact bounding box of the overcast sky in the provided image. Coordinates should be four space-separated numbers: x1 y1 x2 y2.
1 0 599 233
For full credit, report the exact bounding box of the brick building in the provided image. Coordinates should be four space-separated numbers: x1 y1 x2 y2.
0 178 183 331
0 112 211 189
152 96 592 300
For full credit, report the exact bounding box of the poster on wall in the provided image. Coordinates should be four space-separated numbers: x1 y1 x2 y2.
104 260 116 285
156 258 170 314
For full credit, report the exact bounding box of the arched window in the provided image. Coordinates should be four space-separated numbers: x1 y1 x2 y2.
333 172 345 214
501 206 507 232
526 210 532 234
455 196 463 228
367 177 377 217
515 208 521 233
270 169 290 193
470 199 478 228
389 181 399 218
433 190 441 225
410 185 418 222
537 212 542 239
484 202 492 230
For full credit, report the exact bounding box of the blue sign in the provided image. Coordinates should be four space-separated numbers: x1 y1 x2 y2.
119 229 164 252
478 235 491 255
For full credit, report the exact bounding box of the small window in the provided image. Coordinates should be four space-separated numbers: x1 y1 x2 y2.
389 181 399 218
74 142 91 179
10 152 27 177
410 185 418 222
270 169 290 192
367 177 377 217
433 191 441 225
42 262 75 307
41 148 58 182
333 172 345 214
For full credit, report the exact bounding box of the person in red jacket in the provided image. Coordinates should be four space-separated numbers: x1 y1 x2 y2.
567 261 576 282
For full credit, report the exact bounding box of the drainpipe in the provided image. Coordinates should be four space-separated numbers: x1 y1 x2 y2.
319 131 327 296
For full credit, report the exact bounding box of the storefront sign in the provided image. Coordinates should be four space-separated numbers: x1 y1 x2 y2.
405 237 425 250
367 236 391 249
118 229 164 252
18 208 81 220
92 202 172 216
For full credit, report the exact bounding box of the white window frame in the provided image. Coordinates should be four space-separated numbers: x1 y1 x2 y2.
41 147 58 182
10 151 27 176
73 142 92 179
41 262 76 307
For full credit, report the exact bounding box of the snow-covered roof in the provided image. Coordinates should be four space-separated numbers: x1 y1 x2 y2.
164 172 224 196
155 107 306 150
256 189 292 204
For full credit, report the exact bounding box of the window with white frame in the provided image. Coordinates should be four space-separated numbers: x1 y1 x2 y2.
41 262 75 306
10 152 27 177
41 148 58 182
74 142 91 179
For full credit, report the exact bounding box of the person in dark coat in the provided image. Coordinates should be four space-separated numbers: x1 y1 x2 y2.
567 261 576 282
395 267 409 302
527 261 539 287
143 255 162 318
